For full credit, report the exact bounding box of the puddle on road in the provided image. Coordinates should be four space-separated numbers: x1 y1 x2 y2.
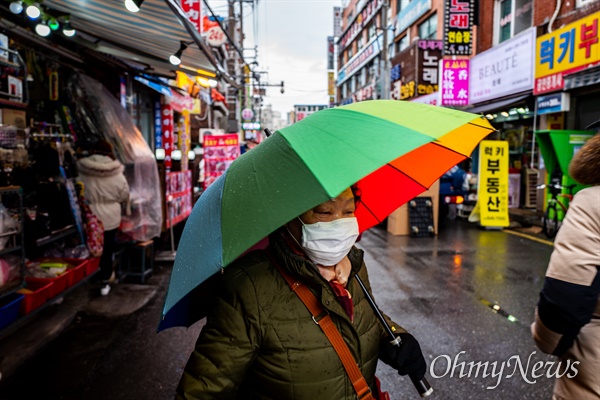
479 297 520 324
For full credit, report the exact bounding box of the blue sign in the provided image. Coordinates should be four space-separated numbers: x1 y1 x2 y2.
154 101 162 149
537 93 570 115
396 0 431 34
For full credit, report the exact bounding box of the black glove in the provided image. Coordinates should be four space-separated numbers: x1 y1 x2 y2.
379 332 427 380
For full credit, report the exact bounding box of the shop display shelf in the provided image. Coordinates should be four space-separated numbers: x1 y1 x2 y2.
0 245 22 257
18 279 53 315
0 293 23 331
35 225 77 247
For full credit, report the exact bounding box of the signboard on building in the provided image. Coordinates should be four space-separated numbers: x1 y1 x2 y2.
328 71 335 95
390 40 442 100
333 7 342 38
327 36 335 70
536 92 571 115
396 0 431 34
202 134 239 189
443 0 475 56
337 35 383 85
477 140 510 227
154 101 162 150
469 28 535 104
441 59 469 106
339 0 384 50
181 0 203 33
535 11 600 95
410 91 440 105
161 103 174 169
165 171 192 228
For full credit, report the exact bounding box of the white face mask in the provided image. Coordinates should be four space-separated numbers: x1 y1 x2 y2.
299 217 359 266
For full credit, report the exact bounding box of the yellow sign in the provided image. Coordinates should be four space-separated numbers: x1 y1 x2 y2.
478 140 510 227
328 72 335 96
535 12 600 93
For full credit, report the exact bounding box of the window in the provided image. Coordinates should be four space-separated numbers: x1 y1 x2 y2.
347 46 353 60
396 0 411 13
396 34 409 53
357 34 364 51
369 23 377 41
495 0 532 44
359 67 367 87
418 13 437 40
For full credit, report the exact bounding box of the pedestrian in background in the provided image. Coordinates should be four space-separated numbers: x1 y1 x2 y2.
77 140 130 296
177 187 427 399
531 132 600 399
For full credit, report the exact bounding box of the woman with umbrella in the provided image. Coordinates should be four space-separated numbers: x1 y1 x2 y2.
176 186 427 399
161 101 495 399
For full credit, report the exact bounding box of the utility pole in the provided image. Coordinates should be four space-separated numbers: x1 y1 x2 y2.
380 0 389 100
227 0 239 132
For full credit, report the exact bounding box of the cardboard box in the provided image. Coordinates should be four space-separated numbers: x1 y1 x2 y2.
0 109 26 128
387 179 440 236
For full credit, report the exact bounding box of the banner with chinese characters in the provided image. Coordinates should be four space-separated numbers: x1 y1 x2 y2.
202 134 239 189
165 170 192 228
327 36 335 70
390 40 442 100
443 0 475 56
535 11 600 95
181 0 202 33
441 59 469 106
161 103 174 169
328 71 335 95
478 140 510 227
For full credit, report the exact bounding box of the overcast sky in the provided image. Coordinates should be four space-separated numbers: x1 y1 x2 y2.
208 0 340 117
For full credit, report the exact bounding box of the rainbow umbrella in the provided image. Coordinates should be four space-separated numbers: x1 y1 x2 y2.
159 100 494 330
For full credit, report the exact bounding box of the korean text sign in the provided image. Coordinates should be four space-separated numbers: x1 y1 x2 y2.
202 134 240 189
535 11 600 94
478 140 510 227
181 0 202 33
165 171 192 229
443 0 475 56
161 103 174 170
441 59 469 106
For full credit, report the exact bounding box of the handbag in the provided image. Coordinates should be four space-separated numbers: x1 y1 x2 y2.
79 197 104 257
266 250 390 400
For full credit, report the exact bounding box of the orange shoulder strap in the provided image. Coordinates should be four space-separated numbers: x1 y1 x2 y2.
266 250 374 400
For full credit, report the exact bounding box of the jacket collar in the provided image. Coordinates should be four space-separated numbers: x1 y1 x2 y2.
77 155 124 177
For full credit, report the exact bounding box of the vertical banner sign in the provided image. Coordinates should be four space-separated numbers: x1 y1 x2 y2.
327 36 335 70
535 11 600 95
161 103 174 170
333 7 342 38
180 110 190 171
154 100 162 150
202 134 239 189
441 59 469 106
478 140 510 227
328 72 335 95
120 77 127 109
165 171 192 228
443 0 475 56
181 0 202 33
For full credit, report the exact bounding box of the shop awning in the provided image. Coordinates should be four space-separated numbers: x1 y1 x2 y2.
44 0 221 80
134 75 173 97
564 64 600 90
466 94 531 115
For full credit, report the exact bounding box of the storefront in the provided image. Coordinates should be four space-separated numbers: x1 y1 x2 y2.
467 28 537 209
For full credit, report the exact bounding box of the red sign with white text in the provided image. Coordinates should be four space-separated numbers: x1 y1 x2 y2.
202 134 239 189
181 0 202 33
161 103 174 169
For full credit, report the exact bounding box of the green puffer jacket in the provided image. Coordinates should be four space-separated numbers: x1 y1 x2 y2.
176 232 406 399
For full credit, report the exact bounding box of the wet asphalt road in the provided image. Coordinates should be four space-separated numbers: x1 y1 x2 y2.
1 220 557 400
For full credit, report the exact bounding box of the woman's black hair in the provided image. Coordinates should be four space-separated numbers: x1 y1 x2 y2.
350 184 362 205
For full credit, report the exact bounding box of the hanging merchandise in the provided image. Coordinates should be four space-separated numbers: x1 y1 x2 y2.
66 74 163 242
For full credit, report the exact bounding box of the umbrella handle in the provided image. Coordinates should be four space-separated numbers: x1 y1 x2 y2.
355 275 433 397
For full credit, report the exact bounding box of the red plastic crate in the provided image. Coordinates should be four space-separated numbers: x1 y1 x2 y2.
27 270 71 299
18 279 53 315
62 259 87 288
85 257 101 276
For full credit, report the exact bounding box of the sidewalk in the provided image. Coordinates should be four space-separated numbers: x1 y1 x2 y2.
0 276 160 383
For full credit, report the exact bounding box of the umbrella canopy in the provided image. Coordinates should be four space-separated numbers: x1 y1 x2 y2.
159 100 494 330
